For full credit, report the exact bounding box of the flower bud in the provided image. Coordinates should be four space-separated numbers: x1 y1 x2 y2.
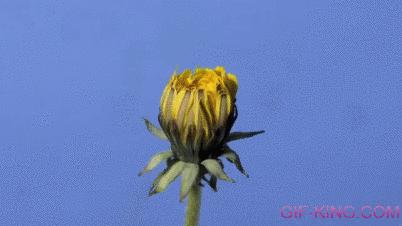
158 67 238 163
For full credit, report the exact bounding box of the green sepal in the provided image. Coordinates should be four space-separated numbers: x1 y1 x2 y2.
138 150 173 176
148 169 167 196
143 118 168 140
201 175 217 192
149 161 185 196
222 147 249 177
180 163 200 202
148 158 176 195
226 130 265 143
207 175 217 192
201 159 235 183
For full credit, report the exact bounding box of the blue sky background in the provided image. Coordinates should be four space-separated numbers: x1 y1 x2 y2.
1 0 401 225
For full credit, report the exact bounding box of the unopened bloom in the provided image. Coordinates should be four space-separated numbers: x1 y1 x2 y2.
140 66 264 201
159 67 238 163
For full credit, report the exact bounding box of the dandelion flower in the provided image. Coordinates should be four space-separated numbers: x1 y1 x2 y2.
140 66 264 226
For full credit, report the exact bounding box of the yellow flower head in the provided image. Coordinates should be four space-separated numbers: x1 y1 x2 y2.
140 66 263 202
159 67 238 163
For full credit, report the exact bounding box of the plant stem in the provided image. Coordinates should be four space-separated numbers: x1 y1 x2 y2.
184 184 201 226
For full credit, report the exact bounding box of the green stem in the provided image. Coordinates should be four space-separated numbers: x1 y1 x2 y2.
184 184 201 226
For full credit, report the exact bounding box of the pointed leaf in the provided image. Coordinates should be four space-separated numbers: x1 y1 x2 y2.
226 130 265 143
150 161 185 195
201 159 234 183
180 163 199 202
222 147 249 177
139 151 173 176
144 118 168 140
